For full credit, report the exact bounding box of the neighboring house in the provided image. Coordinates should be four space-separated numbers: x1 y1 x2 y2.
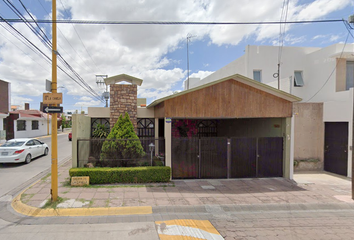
185 44 354 177
6 109 52 140
72 74 301 180
0 79 10 144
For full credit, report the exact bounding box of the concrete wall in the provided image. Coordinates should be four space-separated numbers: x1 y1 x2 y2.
14 118 51 138
72 114 91 168
137 107 155 118
88 107 110 118
293 103 324 171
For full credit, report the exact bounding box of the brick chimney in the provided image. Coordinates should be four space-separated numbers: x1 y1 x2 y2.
25 103 30 110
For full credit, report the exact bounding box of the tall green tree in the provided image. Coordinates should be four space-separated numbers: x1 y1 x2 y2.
100 113 145 162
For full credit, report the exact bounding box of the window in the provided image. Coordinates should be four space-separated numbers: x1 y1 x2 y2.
346 61 354 90
17 120 26 131
294 71 304 87
253 70 261 82
137 118 155 137
26 140 34 146
32 120 39 130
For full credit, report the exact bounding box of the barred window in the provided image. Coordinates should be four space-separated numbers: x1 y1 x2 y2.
32 120 39 130
17 120 26 131
137 118 155 137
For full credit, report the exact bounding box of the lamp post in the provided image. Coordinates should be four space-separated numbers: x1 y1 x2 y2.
149 143 155 166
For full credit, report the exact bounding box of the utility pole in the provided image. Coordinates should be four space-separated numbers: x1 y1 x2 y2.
96 75 109 107
51 0 58 202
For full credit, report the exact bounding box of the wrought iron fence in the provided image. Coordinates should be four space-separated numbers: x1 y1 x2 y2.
77 138 165 168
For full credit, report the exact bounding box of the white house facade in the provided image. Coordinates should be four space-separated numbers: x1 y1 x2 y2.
187 44 354 177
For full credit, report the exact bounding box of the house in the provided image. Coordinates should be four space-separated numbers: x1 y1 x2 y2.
72 73 301 180
0 79 10 144
5 103 53 140
185 44 354 177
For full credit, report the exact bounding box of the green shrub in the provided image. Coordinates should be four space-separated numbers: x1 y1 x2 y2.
69 166 171 184
100 113 145 163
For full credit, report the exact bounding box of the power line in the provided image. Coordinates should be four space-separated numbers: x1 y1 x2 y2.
59 0 103 74
1 1 104 103
0 19 345 25
36 0 93 72
0 14 104 102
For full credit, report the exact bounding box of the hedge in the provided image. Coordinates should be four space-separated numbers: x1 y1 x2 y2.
69 166 171 184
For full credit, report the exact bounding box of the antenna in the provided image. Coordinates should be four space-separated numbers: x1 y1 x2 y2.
187 33 196 90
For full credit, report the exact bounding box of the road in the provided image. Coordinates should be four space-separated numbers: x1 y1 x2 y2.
0 132 72 198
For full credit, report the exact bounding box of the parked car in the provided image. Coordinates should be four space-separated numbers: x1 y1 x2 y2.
68 132 72 141
0 138 49 164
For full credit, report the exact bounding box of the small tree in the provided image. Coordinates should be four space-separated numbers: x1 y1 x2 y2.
100 113 145 165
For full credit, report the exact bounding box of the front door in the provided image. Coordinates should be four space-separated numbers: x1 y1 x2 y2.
324 122 348 176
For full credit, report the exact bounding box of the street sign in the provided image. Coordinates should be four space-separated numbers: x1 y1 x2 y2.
42 106 63 113
43 93 62 104
45 79 52 92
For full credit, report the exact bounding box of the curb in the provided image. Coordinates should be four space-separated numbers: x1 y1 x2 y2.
11 184 152 217
11 157 153 217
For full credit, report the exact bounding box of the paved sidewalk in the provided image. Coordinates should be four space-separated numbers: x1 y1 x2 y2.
14 158 353 217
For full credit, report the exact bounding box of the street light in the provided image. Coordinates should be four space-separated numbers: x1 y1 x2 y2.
149 143 155 166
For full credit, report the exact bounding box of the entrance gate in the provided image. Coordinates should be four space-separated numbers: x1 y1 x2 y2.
172 137 283 179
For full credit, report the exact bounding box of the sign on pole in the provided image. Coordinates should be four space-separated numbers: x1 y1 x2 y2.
43 93 62 104
45 79 52 92
42 106 63 114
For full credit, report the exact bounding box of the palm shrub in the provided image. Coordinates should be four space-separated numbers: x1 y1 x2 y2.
92 123 109 139
100 113 145 165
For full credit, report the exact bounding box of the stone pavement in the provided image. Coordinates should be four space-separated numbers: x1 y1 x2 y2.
17 158 353 212
3 159 354 239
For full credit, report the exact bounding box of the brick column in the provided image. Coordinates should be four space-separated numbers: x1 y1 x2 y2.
109 84 138 131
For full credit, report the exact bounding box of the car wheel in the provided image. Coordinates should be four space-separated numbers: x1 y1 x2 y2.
25 154 31 164
44 148 49 156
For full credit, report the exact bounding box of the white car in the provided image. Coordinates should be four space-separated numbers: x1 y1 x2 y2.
0 138 49 164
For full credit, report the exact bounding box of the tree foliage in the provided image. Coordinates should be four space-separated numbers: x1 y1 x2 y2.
100 113 145 163
92 123 109 139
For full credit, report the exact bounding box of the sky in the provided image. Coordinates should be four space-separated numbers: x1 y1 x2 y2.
0 0 353 113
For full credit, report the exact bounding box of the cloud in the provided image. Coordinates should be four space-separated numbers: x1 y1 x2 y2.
0 0 351 109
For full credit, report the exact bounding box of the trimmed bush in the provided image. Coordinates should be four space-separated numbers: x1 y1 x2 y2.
100 113 145 164
69 166 171 184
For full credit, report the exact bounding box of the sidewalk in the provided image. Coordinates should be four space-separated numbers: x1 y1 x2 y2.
12 158 354 217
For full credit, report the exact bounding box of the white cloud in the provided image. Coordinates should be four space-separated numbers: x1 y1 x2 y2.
0 0 351 108
79 96 93 101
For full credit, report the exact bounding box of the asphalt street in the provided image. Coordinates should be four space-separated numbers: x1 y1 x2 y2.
0 132 71 199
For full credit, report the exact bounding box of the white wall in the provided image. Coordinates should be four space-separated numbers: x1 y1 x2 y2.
14 118 51 138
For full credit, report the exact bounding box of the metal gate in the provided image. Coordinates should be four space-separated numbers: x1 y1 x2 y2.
172 137 283 179
324 122 348 176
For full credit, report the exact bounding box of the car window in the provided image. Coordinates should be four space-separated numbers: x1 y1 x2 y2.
1 141 25 147
33 140 42 145
26 140 34 146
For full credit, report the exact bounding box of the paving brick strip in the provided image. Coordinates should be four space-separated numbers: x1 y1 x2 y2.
3 157 354 221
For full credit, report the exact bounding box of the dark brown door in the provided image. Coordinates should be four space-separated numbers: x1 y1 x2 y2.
200 138 228 178
230 138 257 178
324 122 348 176
258 137 283 177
